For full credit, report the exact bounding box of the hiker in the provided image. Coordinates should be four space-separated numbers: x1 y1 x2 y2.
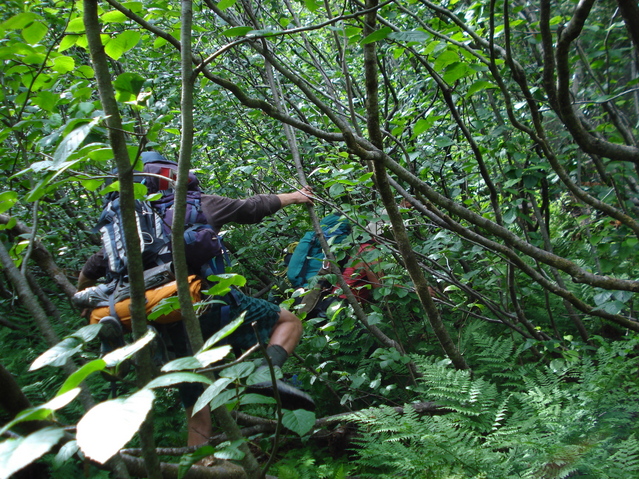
289 215 382 318
76 151 315 447
332 239 383 304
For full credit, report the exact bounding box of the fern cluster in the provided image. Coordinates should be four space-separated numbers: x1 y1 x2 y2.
348 332 639 478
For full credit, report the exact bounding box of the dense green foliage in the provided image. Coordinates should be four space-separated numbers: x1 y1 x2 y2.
2 0 639 477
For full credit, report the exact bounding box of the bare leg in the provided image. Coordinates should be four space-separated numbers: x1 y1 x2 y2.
186 405 212 447
268 308 303 354
185 309 305 447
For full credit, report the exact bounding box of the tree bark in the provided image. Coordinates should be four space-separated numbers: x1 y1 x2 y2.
0 214 77 299
83 1 160 477
120 454 248 479
362 0 469 370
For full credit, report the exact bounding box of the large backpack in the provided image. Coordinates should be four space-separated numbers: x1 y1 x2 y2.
287 214 351 288
95 151 226 283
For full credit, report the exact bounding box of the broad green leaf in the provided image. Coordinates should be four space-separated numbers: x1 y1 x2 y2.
80 178 103 191
466 79 498 98
178 445 216 477
42 388 81 411
443 62 474 84
200 313 245 352
0 427 65 479
240 393 276 405
1 12 38 31
208 389 238 411
53 440 78 469
192 377 234 414
202 273 246 296
282 409 316 436
22 71 50 91
434 136 454 148
22 21 48 45
58 34 79 52
153 36 167 48
594 300 626 315
0 389 80 436
102 328 156 367
113 72 145 96
361 27 392 45
195 345 232 368
31 90 59 112
393 47 405 59
161 356 203 372
52 55 75 74
613 290 633 303
148 295 180 319
66 17 85 33
76 389 155 464
388 30 429 43
71 324 102 343
344 26 361 38
57 359 107 396
52 118 100 168
594 291 613 305
145 372 213 389
503 209 517 224
214 439 245 460
104 30 140 60
76 35 88 48
246 366 282 386
357 172 374 183
0 217 17 231
122 1 143 13
434 49 460 71
247 28 279 37
101 179 121 196
87 147 114 161
30 337 83 371
367 312 383 326
218 0 238 10
222 26 253 37
102 10 129 23
413 118 431 136
0 191 18 214
304 0 321 12
220 362 254 380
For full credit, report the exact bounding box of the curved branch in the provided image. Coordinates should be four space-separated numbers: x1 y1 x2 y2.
0 214 77 299
616 0 639 58
556 0 639 164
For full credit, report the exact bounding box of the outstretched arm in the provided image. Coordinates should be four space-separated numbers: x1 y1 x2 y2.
277 186 314 207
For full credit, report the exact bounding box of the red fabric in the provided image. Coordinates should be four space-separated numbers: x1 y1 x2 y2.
334 243 376 303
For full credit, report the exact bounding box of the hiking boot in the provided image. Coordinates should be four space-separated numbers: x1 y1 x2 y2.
98 316 125 355
246 372 316 412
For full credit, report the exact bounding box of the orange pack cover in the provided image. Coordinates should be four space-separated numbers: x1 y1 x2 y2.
90 276 201 331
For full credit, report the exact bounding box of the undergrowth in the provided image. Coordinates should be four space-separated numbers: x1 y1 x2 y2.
347 331 639 478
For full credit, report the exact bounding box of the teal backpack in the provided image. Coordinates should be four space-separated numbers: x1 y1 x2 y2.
287 214 352 288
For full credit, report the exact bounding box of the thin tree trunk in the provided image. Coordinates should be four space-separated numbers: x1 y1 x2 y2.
176 2 260 477
83 1 160 477
0 214 77 299
362 0 469 370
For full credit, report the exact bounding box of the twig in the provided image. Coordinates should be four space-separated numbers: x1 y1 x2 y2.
250 321 283 479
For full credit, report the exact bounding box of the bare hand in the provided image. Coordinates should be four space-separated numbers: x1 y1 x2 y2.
278 185 315 207
297 186 314 204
